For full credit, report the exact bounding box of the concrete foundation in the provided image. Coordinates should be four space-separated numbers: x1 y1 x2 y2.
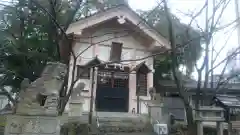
4 115 60 135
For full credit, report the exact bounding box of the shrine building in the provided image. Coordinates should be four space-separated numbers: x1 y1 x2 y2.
65 5 170 114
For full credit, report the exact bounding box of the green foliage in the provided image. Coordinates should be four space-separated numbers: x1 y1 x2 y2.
74 0 129 20
0 0 78 94
0 0 202 100
98 0 128 8
138 7 202 79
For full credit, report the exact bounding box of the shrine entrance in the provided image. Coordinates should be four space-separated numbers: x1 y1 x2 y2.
95 64 129 112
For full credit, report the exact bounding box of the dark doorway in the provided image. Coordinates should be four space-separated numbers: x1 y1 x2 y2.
95 65 129 112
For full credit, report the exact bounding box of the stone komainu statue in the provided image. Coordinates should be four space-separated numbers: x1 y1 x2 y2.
148 87 156 100
17 62 67 113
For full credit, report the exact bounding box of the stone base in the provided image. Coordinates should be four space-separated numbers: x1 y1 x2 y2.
4 115 60 135
96 113 152 134
16 104 58 116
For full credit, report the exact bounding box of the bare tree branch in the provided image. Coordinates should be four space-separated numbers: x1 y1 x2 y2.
215 18 240 31
163 0 193 108
215 55 232 88
184 0 208 28
208 48 240 74
215 72 240 91
211 0 231 32
212 26 237 64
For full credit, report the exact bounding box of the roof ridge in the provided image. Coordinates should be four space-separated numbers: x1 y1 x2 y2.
73 4 130 22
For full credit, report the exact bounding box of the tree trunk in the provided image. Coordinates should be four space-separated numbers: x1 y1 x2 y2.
185 106 197 135
162 1 197 135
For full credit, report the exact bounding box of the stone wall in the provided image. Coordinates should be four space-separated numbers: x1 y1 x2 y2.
4 115 60 135
0 116 6 135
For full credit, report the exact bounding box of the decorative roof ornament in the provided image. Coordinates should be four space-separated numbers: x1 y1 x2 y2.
98 0 104 3
117 15 126 24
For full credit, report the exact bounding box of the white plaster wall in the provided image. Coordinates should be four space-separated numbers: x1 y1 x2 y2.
74 43 95 65
73 23 155 68
97 45 111 62
68 21 155 113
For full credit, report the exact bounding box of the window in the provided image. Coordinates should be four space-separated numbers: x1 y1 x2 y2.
113 72 129 88
109 42 123 62
77 66 90 79
97 71 129 88
136 73 147 96
98 71 112 87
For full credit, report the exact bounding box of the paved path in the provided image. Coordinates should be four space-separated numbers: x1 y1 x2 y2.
96 112 142 118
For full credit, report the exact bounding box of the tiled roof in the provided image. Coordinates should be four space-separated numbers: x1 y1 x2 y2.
215 95 240 108
158 79 240 94
130 61 151 73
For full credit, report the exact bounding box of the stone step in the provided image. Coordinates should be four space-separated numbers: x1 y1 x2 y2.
98 118 145 122
97 115 147 123
98 119 146 124
92 113 153 134
90 132 155 135
97 120 152 133
97 127 152 134
97 119 148 129
99 123 146 127
93 132 155 135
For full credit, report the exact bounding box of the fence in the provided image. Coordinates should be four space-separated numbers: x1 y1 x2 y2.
148 104 186 122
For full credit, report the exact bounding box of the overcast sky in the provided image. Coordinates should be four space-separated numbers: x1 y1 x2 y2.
130 0 238 79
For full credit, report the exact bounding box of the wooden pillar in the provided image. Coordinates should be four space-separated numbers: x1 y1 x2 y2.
128 71 136 113
88 67 94 124
89 67 98 124
93 67 98 111
228 109 232 135
136 85 140 114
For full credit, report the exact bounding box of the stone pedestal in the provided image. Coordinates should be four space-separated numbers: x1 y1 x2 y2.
68 95 84 117
217 122 223 135
4 62 68 135
4 115 60 135
228 122 232 135
69 103 83 117
197 121 203 135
